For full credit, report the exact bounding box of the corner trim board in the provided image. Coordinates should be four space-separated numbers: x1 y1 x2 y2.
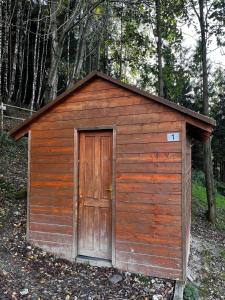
27 130 31 241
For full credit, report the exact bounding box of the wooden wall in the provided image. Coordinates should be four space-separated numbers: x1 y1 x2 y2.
27 77 186 280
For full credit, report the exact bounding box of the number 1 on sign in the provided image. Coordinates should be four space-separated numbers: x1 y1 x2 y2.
167 132 180 142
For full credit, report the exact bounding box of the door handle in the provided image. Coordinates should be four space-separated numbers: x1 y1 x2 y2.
106 184 112 199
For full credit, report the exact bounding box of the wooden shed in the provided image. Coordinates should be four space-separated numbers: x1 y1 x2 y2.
10 71 215 282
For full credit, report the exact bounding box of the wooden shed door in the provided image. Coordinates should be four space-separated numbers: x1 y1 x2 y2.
78 131 113 260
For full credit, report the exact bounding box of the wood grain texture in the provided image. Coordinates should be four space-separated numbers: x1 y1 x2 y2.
27 77 185 280
78 130 112 260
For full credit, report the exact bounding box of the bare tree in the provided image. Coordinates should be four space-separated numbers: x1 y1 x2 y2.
155 0 164 97
191 0 216 222
43 0 105 104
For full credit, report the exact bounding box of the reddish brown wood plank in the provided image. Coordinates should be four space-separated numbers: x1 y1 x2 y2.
116 241 182 259
30 163 74 173
30 223 73 235
31 173 73 182
32 129 73 139
116 173 181 183
29 231 72 244
30 187 73 197
31 138 74 147
116 251 181 269
117 211 181 226
30 196 73 207
30 214 73 226
69 87 132 101
77 78 118 93
115 261 182 280
31 181 73 188
117 182 181 194
30 156 73 164
117 122 182 134
44 96 146 114
116 192 181 205
29 240 72 259
118 112 184 125
117 133 181 144
117 231 181 247
116 162 182 174
117 153 182 164
117 142 182 153
31 146 74 156
116 223 181 238
32 117 117 130
117 202 181 215
30 206 72 216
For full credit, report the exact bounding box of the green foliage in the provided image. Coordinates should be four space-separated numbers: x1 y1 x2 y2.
192 169 225 208
138 275 150 284
192 169 205 186
192 183 225 209
15 189 27 200
183 283 199 300
0 132 27 150
220 250 225 259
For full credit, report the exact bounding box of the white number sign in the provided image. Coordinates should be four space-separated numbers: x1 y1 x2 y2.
167 132 180 142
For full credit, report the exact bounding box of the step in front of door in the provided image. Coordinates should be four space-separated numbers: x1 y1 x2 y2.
76 255 112 268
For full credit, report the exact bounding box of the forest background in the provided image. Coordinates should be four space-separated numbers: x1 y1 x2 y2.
0 0 225 222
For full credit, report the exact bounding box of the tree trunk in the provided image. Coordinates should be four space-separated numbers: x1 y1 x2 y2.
155 0 164 97
199 0 216 223
43 1 60 104
8 0 21 103
0 0 3 102
30 4 42 113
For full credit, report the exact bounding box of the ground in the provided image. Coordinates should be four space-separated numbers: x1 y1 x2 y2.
0 134 174 299
187 198 225 300
0 133 225 300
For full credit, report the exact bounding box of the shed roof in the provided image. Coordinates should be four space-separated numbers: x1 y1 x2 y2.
10 70 215 140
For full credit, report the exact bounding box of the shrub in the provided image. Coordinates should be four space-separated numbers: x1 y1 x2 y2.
183 283 199 300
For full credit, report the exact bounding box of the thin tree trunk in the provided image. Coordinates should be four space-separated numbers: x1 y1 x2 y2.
8 0 21 103
22 19 31 105
199 0 216 223
119 0 124 79
44 1 60 103
3 0 10 100
37 16 50 107
155 0 164 97
0 0 3 102
30 4 42 113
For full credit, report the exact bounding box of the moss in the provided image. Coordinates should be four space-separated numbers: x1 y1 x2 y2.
202 249 211 265
15 189 27 200
220 250 225 260
183 283 199 300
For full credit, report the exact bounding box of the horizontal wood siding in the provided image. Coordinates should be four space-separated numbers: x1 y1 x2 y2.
29 128 74 260
29 77 183 279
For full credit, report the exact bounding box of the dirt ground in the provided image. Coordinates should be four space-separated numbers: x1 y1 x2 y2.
0 135 224 299
188 201 225 300
0 136 175 299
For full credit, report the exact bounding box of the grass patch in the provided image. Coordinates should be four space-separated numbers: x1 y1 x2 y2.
183 283 199 300
192 183 225 209
220 250 225 260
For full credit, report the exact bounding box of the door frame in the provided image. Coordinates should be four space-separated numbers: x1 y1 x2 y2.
72 126 116 265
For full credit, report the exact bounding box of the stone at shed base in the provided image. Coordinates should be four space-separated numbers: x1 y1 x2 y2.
109 274 123 284
173 281 184 300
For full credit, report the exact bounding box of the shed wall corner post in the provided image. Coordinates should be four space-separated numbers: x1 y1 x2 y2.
27 130 31 241
181 121 187 282
72 129 79 260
